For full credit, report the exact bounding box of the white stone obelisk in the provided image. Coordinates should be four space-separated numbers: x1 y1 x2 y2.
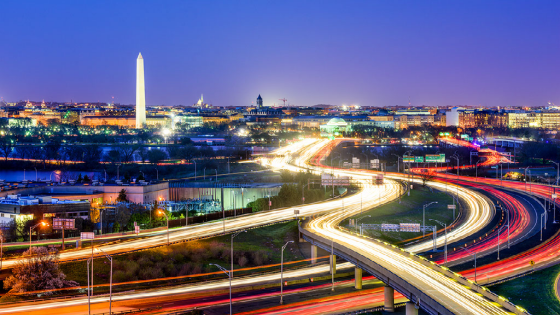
136 53 146 128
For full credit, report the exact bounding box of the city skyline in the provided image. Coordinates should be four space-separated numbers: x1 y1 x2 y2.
1 1 559 107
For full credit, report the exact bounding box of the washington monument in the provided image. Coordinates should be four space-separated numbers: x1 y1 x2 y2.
136 52 146 128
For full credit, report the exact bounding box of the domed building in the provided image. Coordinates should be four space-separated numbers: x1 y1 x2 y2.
320 117 350 138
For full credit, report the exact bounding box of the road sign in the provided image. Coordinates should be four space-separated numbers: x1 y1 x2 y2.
403 156 414 163
135 226 140 235
53 218 75 230
400 223 421 232
425 154 445 163
381 224 400 231
81 232 94 240
530 260 535 266
294 209 300 215
448 205 456 210
414 156 424 163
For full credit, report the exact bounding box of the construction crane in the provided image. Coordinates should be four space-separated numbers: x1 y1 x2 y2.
279 98 287 107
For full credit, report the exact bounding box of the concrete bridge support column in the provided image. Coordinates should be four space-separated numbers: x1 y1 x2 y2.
354 267 362 289
384 286 395 312
311 245 317 264
330 255 337 275
406 302 418 315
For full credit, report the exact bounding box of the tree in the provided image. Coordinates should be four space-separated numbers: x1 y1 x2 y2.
148 148 168 164
419 171 436 186
0 137 15 161
115 204 131 230
136 146 148 163
118 145 138 163
3 247 78 295
116 189 127 202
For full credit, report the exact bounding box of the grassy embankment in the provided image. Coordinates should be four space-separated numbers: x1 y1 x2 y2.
343 186 456 244
490 264 560 315
60 221 304 290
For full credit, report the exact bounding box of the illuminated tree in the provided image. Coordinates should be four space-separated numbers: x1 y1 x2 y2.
3 247 78 295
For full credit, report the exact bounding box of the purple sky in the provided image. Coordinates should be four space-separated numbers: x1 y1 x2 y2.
0 0 558 107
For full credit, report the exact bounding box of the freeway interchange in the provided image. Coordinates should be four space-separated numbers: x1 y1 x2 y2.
1 138 557 314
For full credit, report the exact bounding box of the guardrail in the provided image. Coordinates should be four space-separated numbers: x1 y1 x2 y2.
300 221 532 315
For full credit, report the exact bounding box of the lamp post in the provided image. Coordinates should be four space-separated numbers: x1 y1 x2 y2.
280 240 294 304
524 166 530 192
99 208 104 236
116 163 121 181
193 159 197 181
29 222 48 253
391 154 402 173
551 161 559 187
210 263 233 315
215 169 218 182
356 215 371 235
231 230 246 280
204 167 206 181
158 210 169 245
422 202 438 237
155 167 159 181
331 238 335 291
361 152 369 170
96 248 113 315
451 154 460 179
87 257 92 315
462 247 477 283
34 167 37 181
497 224 509 260
541 212 545 241
430 219 447 264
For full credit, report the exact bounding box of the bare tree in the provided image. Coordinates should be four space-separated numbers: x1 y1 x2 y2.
0 137 15 161
118 145 137 163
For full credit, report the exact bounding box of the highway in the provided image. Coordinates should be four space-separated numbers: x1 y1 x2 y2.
0 138 532 314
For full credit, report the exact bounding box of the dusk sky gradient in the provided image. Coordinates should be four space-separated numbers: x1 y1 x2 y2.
0 0 559 107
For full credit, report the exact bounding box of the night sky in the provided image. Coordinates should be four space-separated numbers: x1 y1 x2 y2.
1 0 559 107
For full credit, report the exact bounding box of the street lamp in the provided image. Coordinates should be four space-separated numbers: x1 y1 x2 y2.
497 224 509 260
280 240 294 304
391 154 403 173
95 248 113 314
541 212 546 241
550 161 559 186
430 219 447 264
193 159 197 181
158 210 169 245
210 263 233 315
461 247 477 283
231 230 246 280
29 221 48 253
451 153 460 178
524 166 531 192
422 202 438 237
87 257 92 315
356 215 371 235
